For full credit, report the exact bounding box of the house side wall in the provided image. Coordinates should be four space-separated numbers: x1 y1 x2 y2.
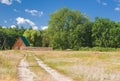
12 37 26 50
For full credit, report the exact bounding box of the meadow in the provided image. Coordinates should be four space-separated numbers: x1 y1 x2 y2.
26 52 55 81
34 51 120 81
0 50 120 81
0 50 24 81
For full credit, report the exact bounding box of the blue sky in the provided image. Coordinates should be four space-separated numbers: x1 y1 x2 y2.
0 0 120 30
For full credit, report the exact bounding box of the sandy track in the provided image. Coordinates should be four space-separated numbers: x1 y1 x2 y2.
34 56 73 81
18 58 37 81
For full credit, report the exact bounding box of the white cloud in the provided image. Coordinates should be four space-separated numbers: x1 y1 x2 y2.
41 26 48 30
96 0 108 6
10 25 16 28
25 19 35 26
25 9 38 16
114 2 120 11
2 26 7 28
4 20 7 23
113 0 120 11
16 17 38 30
102 2 108 6
13 9 19 12
32 26 38 30
25 9 43 17
16 17 25 24
114 7 120 11
0 0 12 5
0 0 21 5
16 0 21 3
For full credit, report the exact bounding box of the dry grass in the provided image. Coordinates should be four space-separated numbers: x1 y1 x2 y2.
0 50 24 81
1 50 120 81
26 52 55 81
33 51 120 81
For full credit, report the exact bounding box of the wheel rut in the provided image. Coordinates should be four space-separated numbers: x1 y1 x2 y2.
18 56 37 81
34 56 73 81
18 54 73 81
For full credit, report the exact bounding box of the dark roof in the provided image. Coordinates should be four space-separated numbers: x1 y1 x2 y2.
20 36 30 46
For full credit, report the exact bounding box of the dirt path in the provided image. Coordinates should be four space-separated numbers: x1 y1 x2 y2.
34 56 73 81
18 57 37 81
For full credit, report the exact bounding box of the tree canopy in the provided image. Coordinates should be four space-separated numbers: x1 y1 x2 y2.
48 7 91 49
0 7 120 50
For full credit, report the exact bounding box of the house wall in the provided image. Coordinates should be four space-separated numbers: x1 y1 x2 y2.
12 37 26 50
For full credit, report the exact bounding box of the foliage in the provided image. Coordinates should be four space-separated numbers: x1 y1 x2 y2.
0 7 120 50
0 26 25 50
48 7 91 49
23 29 42 47
92 17 120 48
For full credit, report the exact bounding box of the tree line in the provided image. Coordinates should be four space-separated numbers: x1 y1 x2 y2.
0 7 120 50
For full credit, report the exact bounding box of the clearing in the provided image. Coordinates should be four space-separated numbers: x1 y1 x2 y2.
0 50 120 81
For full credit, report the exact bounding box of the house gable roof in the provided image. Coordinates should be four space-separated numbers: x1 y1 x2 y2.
20 36 30 46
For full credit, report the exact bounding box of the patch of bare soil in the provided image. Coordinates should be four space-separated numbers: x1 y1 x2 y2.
34 56 73 81
18 58 38 81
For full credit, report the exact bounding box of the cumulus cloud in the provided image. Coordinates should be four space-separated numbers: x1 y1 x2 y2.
25 9 43 17
10 25 16 28
114 7 120 11
0 0 21 5
16 17 38 30
0 0 12 5
41 26 48 30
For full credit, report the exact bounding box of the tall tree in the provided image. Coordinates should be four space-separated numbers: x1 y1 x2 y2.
92 17 116 47
48 7 90 49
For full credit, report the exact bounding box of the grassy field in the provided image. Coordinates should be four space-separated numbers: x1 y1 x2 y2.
26 52 55 81
0 50 24 81
33 51 120 81
0 50 120 81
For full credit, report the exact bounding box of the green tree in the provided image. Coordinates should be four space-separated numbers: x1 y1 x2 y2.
41 30 50 47
23 30 42 46
92 17 116 47
48 7 90 49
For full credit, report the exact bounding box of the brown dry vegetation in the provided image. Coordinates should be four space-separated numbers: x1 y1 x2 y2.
0 50 120 81
26 52 55 81
0 50 24 81
33 51 120 81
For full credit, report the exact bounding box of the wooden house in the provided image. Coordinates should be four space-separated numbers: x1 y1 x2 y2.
12 36 30 50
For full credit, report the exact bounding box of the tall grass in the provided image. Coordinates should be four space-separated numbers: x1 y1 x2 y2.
0 50 23 81
26 52 55 81
34 51 120 81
